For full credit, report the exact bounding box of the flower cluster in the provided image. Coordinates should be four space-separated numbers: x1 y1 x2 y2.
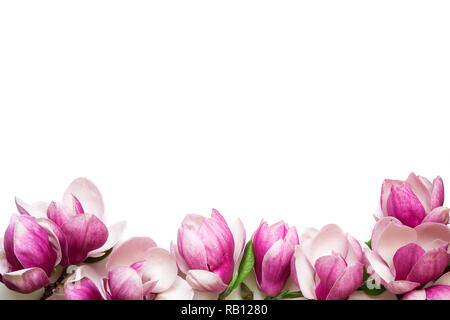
1 173 449 300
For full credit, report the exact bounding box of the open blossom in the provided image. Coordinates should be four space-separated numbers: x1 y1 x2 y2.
17 178 126 266
402 272 450 300
64 237 193 300
0 215 61 293
290 225 364 300
252 220 299 296
171 209 245 294
379 172 448 227
364 217 450 295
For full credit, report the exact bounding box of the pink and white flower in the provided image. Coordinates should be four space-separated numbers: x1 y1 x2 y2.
290 225 364 300
379 173 448 227
364 217 450 295
0 215 62 293
17 178 126 266
252 220 299 296
64 237 193 300
402 272 450 300
171 209 246 294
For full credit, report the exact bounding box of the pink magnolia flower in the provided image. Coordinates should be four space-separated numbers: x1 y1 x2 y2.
16 178 126 266
171 209 246 294
364 217 450 295
252 220 299 296
64 237 193 300
0 215 62 293
290 225 364 300
402 272 450 300
379 172 448 227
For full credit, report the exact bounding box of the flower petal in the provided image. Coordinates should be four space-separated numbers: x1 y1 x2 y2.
106 237 157 271
363 247 394 284
181 214 206 230
170 242 190 275
393 243 425 281
185 270 227 294
3 215 23 271
422 207 449 225
431 176 444 210
314 255 347 300
326 262 364 300
425 285 450 300
434 272 450 286
177 227 208 271
415 222 450 250
384 280 421 295
108 266 143 300
154 276 194 300
306 224 348 265
406 172 432 213
230 218 246 266
401 289 426 300
406 245 449 285
88 221 126 257
61 213 108 265
15 198 48 218
141 247 178 293
13 215 56 276
291 245 316 299
63 178 105 221
65 277 104 300
2 268 49 294
35 218 68 266
387 183 427 227
46 202 73 227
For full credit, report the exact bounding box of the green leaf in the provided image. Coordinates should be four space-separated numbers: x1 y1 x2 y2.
84 248 113 264
365 239 372 249
358 267 386 296
218 240 255 300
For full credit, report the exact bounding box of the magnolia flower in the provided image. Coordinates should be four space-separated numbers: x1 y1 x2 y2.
64 237 193 300
0 215 62 293
252 220 299 296
379 173 448 227
17 178 126 266
364 217 450 295
402 272 450 300
171 209 246 294
290 225 364 300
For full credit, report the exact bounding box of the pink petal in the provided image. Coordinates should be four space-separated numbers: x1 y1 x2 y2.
426 285 450 300
431 176 445 210
15 198 48 218
230 218 246 265
13 215 56 276
372 218 417 267
346 234 363 264
406 172 432 213
108 266 143 300
393 243 425 281
181 214 206 231
177 227 208 271
197 215 235 284
47 201 73 227
434 271 450 286
307 224 349 265
63 178 105 222
380 179 403 216
406 245 449 285
3 215 23 271
71 195 84 214
106 237 157 271
326 262 364 300
401 289 426 300
36 218 68 266
65 277 104 300
88 221 126 257
170 242 190 275
61 213 108 265
291 245 316 299
2 267 49 294
298 227 318 242
154 276 194 300
363 247 394 284
387 183 427 227
415 222 450 251
260 228 298 297
141 247 178 293
185 270 227 294
314 255 347 300
384 280 421 295
422 207 449 225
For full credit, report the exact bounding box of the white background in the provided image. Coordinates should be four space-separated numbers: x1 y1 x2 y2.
1 1 449 270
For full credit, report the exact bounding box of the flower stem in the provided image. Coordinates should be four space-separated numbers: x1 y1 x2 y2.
40 267 68 300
